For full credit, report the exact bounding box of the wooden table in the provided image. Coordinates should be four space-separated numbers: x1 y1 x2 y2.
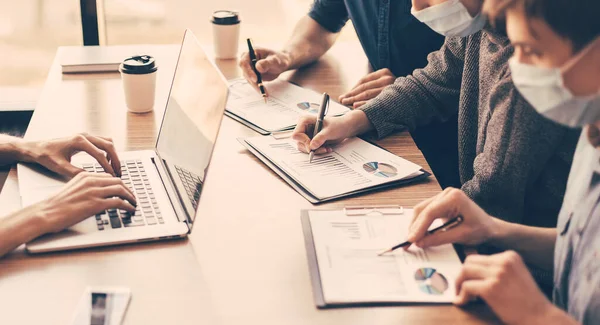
0 42 498 324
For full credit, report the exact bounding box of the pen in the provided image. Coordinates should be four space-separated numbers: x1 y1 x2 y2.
377 216 464 256
247 38 268 103
308 92 330 163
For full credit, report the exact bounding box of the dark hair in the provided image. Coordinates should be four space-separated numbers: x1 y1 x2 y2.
484 0 600 51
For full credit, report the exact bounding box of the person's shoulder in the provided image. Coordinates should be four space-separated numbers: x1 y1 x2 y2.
452 30 488 54
469 24 512 56
308 0 350 33
481 25 511 46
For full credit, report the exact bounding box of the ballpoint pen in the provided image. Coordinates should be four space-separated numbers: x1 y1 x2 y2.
377 216 464 256
308 92 330 163
246 38 268 103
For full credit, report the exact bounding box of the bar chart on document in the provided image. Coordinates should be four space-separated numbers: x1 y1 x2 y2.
244 136 423 200
226 78 349 132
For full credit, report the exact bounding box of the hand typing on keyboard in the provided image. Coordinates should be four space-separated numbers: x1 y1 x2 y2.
28 172 136 234
0 134 133 258
84 160 164 230
16 133 122 178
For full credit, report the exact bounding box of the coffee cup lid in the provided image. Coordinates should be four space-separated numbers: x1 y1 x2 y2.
211 10 240 25
120 55 157 74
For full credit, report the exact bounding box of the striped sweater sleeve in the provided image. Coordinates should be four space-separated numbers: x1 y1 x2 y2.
359 36 465 139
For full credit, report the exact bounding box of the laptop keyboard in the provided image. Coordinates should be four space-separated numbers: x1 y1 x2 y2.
174 165 202 211
81 160 164 231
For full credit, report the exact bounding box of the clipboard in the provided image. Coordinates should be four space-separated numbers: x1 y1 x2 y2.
302 206 404 308
225 110 288 135
301 206 465 308
238 135 431 204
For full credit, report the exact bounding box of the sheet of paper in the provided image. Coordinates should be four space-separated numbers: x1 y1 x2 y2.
309 209 462 304
226 78 349 132
245 136 423 200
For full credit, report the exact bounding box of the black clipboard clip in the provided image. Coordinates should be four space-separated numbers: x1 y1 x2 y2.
343 205 404 217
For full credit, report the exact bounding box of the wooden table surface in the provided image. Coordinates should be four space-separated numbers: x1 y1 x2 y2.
0 42 498 324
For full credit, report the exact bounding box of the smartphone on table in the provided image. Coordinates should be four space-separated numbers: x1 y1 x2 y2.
71 287 131 325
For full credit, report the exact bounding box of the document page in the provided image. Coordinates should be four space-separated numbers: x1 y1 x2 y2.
308 209 462 304
227 78 349 132
245 136 423 200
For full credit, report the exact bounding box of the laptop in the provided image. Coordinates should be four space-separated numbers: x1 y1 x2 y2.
17 29 229 253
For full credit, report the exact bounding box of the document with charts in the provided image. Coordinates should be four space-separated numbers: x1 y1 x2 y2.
226 78 350 134
239 135 429 203
301 208 463 307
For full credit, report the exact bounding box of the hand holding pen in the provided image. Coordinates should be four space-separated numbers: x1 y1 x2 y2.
379 188 499 255
246 38 268 102
378 216 463 255
308 93 330 163
239 42 294 99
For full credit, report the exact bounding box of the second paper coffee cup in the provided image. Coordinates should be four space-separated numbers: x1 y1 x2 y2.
211 10 241 59
120 55 158 113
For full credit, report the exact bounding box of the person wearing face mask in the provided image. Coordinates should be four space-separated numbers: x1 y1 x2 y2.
292 0 580 229
410 0 488 37
404 0 600 323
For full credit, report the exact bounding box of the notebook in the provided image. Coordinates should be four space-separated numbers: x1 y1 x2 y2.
226 78 350 134
59 45 167 74
238 135 430 203
301 207 463 308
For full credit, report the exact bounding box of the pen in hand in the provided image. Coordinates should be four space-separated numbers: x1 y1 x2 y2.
308 93 330 163
377 216 464 256
247 38 268 103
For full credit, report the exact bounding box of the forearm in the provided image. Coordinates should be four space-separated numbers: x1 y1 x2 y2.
343 110 374 136
282 16 339 70
0 135 36 167
0 202 49 258
488 218 557 271
534 305 579 325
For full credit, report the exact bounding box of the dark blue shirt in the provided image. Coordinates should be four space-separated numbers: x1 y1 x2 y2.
308 0 444 77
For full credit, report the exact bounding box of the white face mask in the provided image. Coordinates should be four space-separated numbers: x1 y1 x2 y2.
509 57 600 128
411 0 487 37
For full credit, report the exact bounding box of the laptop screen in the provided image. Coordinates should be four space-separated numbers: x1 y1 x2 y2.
155 29 228 225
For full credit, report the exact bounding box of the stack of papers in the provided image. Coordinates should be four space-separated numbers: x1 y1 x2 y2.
226 78 350 134
240 136 429 203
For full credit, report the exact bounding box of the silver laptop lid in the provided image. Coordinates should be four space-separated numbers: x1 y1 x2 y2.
155 29 228 226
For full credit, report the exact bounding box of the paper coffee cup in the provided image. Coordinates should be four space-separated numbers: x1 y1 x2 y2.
211 10 241 59
119 55 158 113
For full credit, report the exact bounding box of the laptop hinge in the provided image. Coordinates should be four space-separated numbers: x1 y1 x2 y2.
151 154 192 230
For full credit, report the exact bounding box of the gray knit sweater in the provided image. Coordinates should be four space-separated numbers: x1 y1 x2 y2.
361 28 580 227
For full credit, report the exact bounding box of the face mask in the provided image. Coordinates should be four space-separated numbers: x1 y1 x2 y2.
509 44 600 128
411 0 487 37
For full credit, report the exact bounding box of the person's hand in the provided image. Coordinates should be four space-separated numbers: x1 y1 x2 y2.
36 172 136 234
406 188 499 249
239 48 291 92
22 133 121 178
338 68 395 108
454 252 555 325
291 110 372 154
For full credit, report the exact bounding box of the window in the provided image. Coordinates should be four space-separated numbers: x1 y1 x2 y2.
0 0 82 87
0 0 356 88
